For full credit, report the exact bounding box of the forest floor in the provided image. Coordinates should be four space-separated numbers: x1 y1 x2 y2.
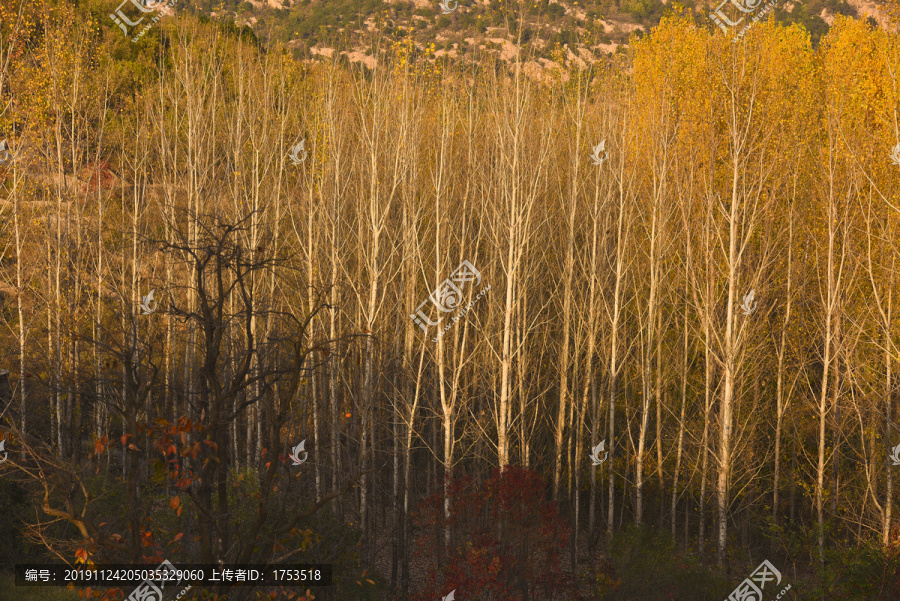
0 573 81 601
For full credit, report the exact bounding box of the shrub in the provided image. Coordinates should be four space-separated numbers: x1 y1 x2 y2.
828 529 900 600
411 465 580 601
606 525 731 600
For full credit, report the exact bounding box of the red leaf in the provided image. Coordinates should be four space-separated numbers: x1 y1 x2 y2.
174 533 184 541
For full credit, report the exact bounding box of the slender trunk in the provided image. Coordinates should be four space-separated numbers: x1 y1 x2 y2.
656 309 664 523
329 245 340 509
774 219 793 529
636 354 650 526
589 373 598 537
391 366 399 590
886 288 894 544
403 344 427 596
585 150 603 541
831 313 842 519
518 308 529 467
305 182 321 504
672 302 688 538
574 357 588 560
716 155 742 567
312 368 321 503
817 170 838 569
637 150 663 527
699 329 711 554
14 178 26 436
554 107 583 501
607 173 628 536
498 238 516 467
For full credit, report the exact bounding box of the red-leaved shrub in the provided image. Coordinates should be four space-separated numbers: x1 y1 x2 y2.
411 465 581 601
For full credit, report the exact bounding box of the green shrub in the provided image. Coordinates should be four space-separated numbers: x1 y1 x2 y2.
622 0 663 20
606 525 731 601
547 2 566 18
828 538 900 600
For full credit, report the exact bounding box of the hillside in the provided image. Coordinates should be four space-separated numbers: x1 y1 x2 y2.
170 0 898 68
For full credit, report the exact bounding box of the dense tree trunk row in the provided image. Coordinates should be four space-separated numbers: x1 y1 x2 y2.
3 7 900 590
